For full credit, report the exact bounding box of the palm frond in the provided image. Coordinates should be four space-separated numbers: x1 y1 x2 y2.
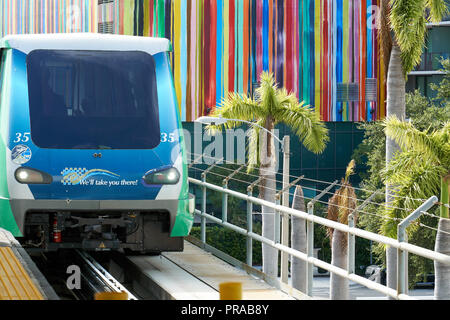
390 0 427 51
326 192 340 240
344 159 356 183
205 92 265 134
383 115 442 163
390 0 448 74
380 204 402 239
256 72 278 114
276 87 301 108
326 160 357 247
379 0 393 75
206 71 329 175
432 121 450 152
246 118 265 173
427 0 449 23
382 149 428 184
384 153 444 199
397 14 427 75
400 30 427 74
275 103 329 154
381 154 444 237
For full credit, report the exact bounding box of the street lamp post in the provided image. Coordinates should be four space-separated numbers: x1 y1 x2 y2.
195 116 291 283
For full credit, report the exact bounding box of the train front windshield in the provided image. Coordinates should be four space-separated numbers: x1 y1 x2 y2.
26 50 160 149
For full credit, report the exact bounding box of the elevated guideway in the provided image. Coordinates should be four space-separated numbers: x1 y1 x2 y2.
118 240 305 300
0 227 307 300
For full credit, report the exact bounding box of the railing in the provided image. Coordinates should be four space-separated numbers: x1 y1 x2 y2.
189 176 448 300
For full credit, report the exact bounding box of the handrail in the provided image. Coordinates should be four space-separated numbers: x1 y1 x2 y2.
189 176 447 300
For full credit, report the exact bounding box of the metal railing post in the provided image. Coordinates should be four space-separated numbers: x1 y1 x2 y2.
277 174 303 284
397 195 438 297
246 187 253 266
397 231 407 297
275 199 280 244
306 202 314 296
305 180 338 296
201 173 207 244
246 176 262 267
199 161 222 244
280 135 290 283
345 192 379 276
221 165 244 224
348 214 355 274
222 180 228 223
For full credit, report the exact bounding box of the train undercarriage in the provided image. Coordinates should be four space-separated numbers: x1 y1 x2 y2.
21 210 183 253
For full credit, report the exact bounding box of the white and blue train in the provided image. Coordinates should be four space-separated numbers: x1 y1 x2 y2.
0 33 194 253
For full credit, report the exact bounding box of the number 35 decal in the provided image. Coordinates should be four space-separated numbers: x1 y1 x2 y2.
14 132 31 143
160 132 177 143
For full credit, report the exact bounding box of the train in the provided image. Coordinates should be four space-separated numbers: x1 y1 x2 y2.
0 33 194 253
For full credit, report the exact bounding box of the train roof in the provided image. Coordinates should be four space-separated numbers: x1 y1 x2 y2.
0 33 171 55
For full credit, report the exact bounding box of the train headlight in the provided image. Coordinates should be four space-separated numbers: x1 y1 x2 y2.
15 167 53 184
143 167 180 185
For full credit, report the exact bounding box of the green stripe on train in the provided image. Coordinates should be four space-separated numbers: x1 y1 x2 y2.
0 137 21 237
169 59 193 237
0 49 21 237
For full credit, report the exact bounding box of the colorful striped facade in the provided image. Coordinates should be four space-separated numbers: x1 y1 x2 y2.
0 0 97 38
1 0 386 122
100 0 386 122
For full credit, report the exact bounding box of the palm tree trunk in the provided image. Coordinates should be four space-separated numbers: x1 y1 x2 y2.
435 176 450 299
385 42 406 297
291 186 307 292
259 123 278 278
434 218 450 299
386 43 406 153
330 230 349 300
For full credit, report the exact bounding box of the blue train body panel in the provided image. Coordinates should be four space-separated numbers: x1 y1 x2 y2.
8 49 180 201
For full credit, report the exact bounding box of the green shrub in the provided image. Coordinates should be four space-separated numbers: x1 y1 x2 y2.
191 225 262 265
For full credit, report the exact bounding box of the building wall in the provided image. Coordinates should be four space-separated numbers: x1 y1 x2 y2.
2 1 447 123
406 25 450 98
184 121 365 200
99 0 387 123
0 0 97 36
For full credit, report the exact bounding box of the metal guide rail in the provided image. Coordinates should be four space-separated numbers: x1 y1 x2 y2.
75 250 137 300
30 248 138 300
117 240 297 300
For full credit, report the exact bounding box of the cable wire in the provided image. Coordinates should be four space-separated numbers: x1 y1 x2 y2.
188 152 429 213
187 151 430 202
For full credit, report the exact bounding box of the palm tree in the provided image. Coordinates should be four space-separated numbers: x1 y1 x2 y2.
382 116 450 299
326 160 357 300
380 0 448 121
206 71 329 278
379 0 448 294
